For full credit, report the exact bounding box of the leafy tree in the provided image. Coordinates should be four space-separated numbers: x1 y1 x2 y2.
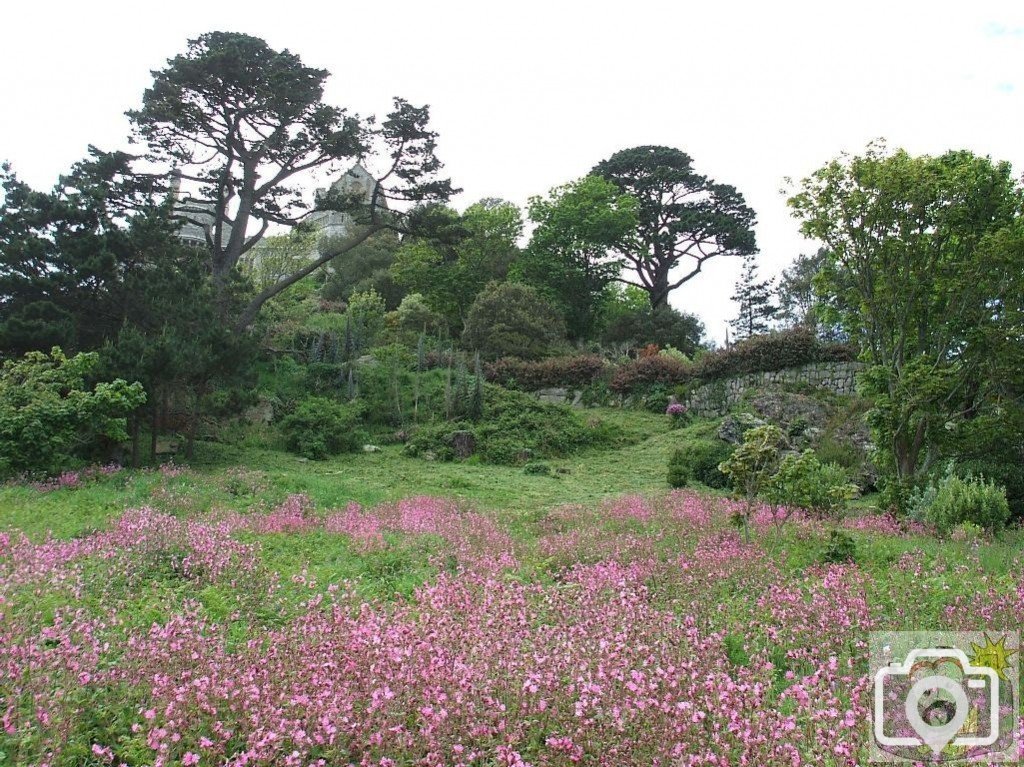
593 146 757 308
788 143 1023 492
391 199 522 332
729 255 777 339
600 289 705 355
0 348 146 477
320 229 404 309
461 281 566 360
0 152 163 356
718 424 787 542
128 31 454 329
515 176 637 340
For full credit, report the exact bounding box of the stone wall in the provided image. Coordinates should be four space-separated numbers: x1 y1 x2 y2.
682 361 864 418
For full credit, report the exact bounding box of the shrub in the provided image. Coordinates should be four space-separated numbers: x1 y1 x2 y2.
600 303 704 355
523 461 552 476
610 355 693 395
821 530 857 563
667 441 732 489
0 348 146 478
765 450 857 519
278 396 364 459
461 282 566 360
956 459 1024 522
693 328 856 381
485 355 606 391
405 386 623 465
910 470 1010 534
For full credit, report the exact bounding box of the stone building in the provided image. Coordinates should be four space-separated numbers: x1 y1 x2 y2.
172 163 384 255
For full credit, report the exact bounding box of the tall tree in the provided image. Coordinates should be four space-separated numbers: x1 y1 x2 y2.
775 249 824 327
128 31 455 329
788 143 1023 489
0 151 164 357
514 175 637 341
593 146 757 308
729 255 777 339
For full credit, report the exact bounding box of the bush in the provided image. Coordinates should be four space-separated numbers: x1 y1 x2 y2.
821 530 857 563
600 303 704 355
692 328 857 381
485 355 606 391
956 459 1024 522
667 441 732 489
461 282 566 360
0 348 146 478
610 355 693 395
278 396 364 459
405 386 624 465
765 450 857 519
910 471 1010 535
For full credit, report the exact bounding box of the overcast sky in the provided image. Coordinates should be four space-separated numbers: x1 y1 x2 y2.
3 1 1023 343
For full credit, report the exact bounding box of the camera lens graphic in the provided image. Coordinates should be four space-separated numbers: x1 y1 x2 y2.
904 675 969 755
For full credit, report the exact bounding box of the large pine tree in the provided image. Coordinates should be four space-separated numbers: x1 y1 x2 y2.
730 255 777 339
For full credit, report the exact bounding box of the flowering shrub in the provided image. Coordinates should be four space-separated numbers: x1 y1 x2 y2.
609 354 693 395
692 327 857 380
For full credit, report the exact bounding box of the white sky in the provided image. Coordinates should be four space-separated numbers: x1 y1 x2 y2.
3 0 1023 343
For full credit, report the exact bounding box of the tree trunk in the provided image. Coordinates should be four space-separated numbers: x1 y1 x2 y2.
149 401 159 464
130 415 140 469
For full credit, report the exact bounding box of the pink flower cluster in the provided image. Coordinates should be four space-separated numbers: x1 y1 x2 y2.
1 490 1021 766
29 463 122 492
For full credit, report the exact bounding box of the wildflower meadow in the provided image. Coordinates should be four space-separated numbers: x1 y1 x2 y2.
2 480 1022 766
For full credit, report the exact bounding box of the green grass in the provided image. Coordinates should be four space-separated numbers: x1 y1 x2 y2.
0 407 703 539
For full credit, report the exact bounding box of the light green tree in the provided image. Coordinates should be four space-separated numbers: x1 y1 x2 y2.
788 143 1023 497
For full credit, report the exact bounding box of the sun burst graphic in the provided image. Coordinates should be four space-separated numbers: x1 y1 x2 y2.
969 634 1017 681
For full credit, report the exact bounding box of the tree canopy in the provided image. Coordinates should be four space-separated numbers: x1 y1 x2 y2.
128 31 456 328
789 143 1023 488
593 146 757 309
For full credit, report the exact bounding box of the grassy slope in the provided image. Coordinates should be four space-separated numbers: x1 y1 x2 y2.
0 408 698 539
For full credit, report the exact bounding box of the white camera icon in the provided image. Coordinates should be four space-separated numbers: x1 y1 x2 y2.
874 647 999 755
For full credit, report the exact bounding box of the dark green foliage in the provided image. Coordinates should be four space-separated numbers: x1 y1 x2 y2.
515 176 637 340
278 396 364 459
0 349 146 477
821 530 857 564
610 355 693 395
391 200 522 333
321 230 405 309
594 145 757 308
694 328 856 380
601 302 705 354
405 386 624 465
729 255 777 339
0 153 164 357
523 462 553 476
667 441 732 489
461 282 566 360
484 355 606 391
